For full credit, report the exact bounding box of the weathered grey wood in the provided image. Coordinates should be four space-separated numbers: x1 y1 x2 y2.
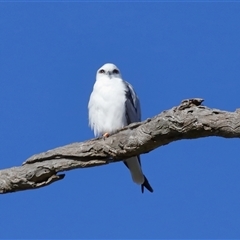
1 98 240 194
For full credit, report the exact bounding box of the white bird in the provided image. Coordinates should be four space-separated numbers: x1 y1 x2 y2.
88 63 153 193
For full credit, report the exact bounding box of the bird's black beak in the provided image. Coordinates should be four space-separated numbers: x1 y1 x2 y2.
107 71 112 78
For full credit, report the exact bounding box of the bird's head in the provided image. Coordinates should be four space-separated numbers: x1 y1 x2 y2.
96 63 122 80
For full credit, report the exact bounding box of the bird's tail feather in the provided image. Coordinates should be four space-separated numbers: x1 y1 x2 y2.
141 175 154 193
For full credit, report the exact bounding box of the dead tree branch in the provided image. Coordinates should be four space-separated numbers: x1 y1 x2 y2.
1 98 240 194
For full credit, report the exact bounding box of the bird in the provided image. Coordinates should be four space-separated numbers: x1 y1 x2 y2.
88 63 153 193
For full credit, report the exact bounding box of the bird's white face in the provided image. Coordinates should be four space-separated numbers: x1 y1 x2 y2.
96 63 122 80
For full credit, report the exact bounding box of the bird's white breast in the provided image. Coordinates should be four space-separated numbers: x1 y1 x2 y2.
88 76 127 137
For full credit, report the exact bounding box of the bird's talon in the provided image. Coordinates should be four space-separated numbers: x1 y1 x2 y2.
103 133 110 138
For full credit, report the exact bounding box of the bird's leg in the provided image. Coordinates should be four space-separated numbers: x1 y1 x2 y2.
103 132 110 138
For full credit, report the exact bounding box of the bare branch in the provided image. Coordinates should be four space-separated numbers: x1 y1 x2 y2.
1 98 240 194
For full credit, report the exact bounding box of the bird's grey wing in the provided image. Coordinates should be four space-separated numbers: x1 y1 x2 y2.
124 81 141 124
123 81 153 193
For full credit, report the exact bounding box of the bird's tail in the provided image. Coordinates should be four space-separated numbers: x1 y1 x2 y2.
141 175 154 193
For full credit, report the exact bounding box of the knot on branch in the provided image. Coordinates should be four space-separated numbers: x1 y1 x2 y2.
26 167 62 184
178 98 204 110
24 165 65 189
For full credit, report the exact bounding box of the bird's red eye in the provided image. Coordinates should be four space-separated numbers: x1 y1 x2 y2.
99 69 105 73
113 69 119 74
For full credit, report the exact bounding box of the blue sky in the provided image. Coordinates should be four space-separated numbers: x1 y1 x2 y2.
1 2 240 239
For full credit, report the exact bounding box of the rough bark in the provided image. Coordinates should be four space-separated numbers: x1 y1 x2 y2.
1 98 240 194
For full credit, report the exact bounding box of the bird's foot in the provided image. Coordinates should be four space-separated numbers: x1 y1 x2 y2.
102 132 110 139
